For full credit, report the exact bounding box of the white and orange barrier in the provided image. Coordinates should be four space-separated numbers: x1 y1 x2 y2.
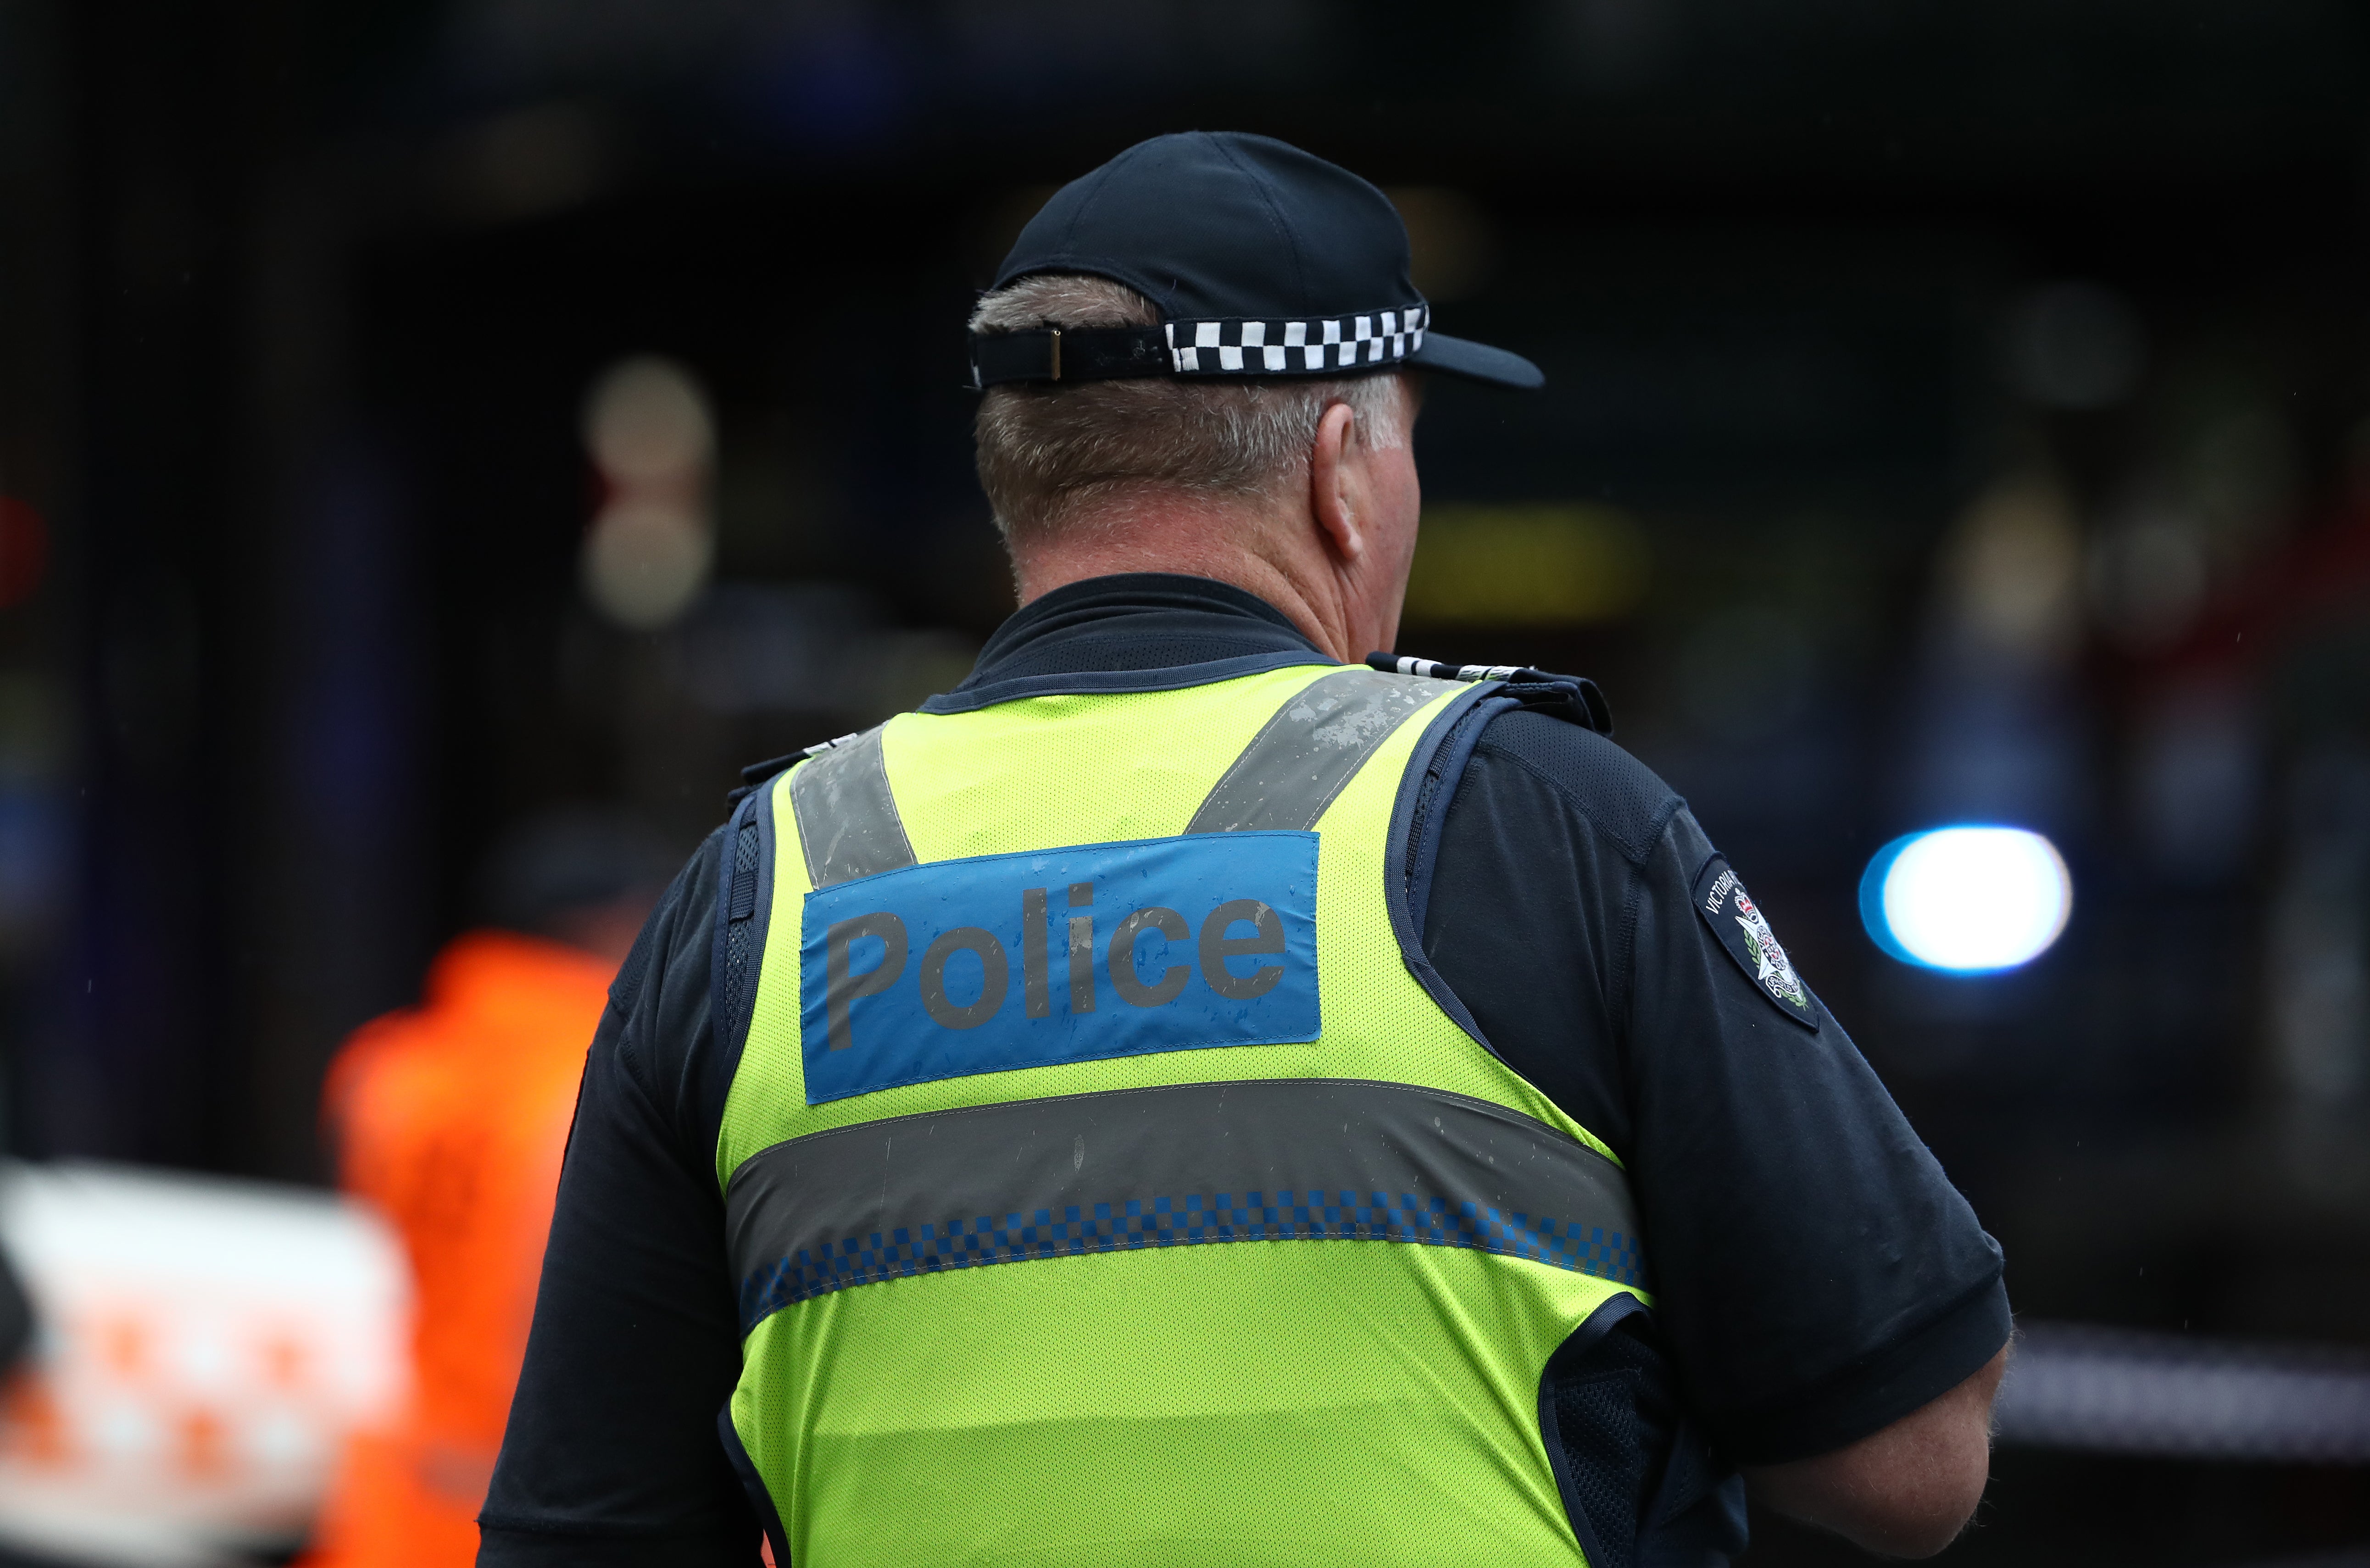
0 1161 409 1567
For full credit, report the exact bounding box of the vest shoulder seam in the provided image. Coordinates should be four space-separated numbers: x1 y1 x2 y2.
707 775 779 1188
1381 683 1512 1066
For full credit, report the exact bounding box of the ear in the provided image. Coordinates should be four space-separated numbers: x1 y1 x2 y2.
1308 400 1364 566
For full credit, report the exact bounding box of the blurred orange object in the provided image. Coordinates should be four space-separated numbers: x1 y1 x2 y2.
300 931 613 1568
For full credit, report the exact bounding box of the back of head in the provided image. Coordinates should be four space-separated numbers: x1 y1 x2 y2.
964 128 1547 551
970 275 1407 547
966 131 1541 623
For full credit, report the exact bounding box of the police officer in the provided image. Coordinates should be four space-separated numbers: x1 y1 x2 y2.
479 133 2010 1568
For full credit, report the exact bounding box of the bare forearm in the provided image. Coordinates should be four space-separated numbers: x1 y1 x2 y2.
1742 1342 2010 1558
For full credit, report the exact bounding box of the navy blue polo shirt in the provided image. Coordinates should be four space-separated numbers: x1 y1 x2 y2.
478 574 2009 1567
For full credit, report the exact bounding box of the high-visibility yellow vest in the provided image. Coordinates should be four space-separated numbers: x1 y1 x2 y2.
716 662 1648 1566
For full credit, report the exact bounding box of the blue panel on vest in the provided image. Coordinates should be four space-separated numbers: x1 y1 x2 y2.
798 833 1320 1104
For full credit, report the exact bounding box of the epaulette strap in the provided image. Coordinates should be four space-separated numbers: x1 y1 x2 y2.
727 733 863 806
1364 653 1613 737
1376 656 1528 683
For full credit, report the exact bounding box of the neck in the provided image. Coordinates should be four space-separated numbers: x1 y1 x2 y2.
1010 492 1364 662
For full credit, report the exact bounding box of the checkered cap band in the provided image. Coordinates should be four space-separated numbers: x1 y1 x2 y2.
1164 304 1430 375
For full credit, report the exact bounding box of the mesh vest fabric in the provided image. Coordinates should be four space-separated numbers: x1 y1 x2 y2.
718 664 1645 1566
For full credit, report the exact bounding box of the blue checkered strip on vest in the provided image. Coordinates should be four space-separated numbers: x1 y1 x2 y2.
737 1186 1643 1329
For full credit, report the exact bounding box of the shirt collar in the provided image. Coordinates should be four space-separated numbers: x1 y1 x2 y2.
922 573 1337 715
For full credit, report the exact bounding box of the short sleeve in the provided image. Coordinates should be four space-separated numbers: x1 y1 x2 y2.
1624 807 2008 1462
1419 712 2009 1465
479 833 762 1565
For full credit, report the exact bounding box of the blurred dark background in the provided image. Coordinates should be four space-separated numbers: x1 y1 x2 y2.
1 2 2367 1562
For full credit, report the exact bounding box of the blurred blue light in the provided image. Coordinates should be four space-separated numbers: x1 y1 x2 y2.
1860 826 2072 973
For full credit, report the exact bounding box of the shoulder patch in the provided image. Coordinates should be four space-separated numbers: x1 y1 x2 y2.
1692 855 1819 1031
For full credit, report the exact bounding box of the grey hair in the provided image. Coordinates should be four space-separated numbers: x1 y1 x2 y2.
971 274 1409 544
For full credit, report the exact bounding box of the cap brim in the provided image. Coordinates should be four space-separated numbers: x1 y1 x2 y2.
1408 332 1544 390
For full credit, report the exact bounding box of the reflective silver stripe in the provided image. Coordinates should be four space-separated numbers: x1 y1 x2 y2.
1184 668 1454 834
726 1077 1644 1331
790 726 918 888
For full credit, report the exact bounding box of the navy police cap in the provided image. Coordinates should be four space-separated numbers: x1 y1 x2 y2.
971 132 1543 392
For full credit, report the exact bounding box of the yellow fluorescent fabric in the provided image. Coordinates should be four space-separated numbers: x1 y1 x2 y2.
718 664 1641 1565
734 1245 1632 1568
718 667 1615 1172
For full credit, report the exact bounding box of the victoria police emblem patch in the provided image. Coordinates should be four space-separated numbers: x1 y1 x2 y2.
1693 855 1819 1030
